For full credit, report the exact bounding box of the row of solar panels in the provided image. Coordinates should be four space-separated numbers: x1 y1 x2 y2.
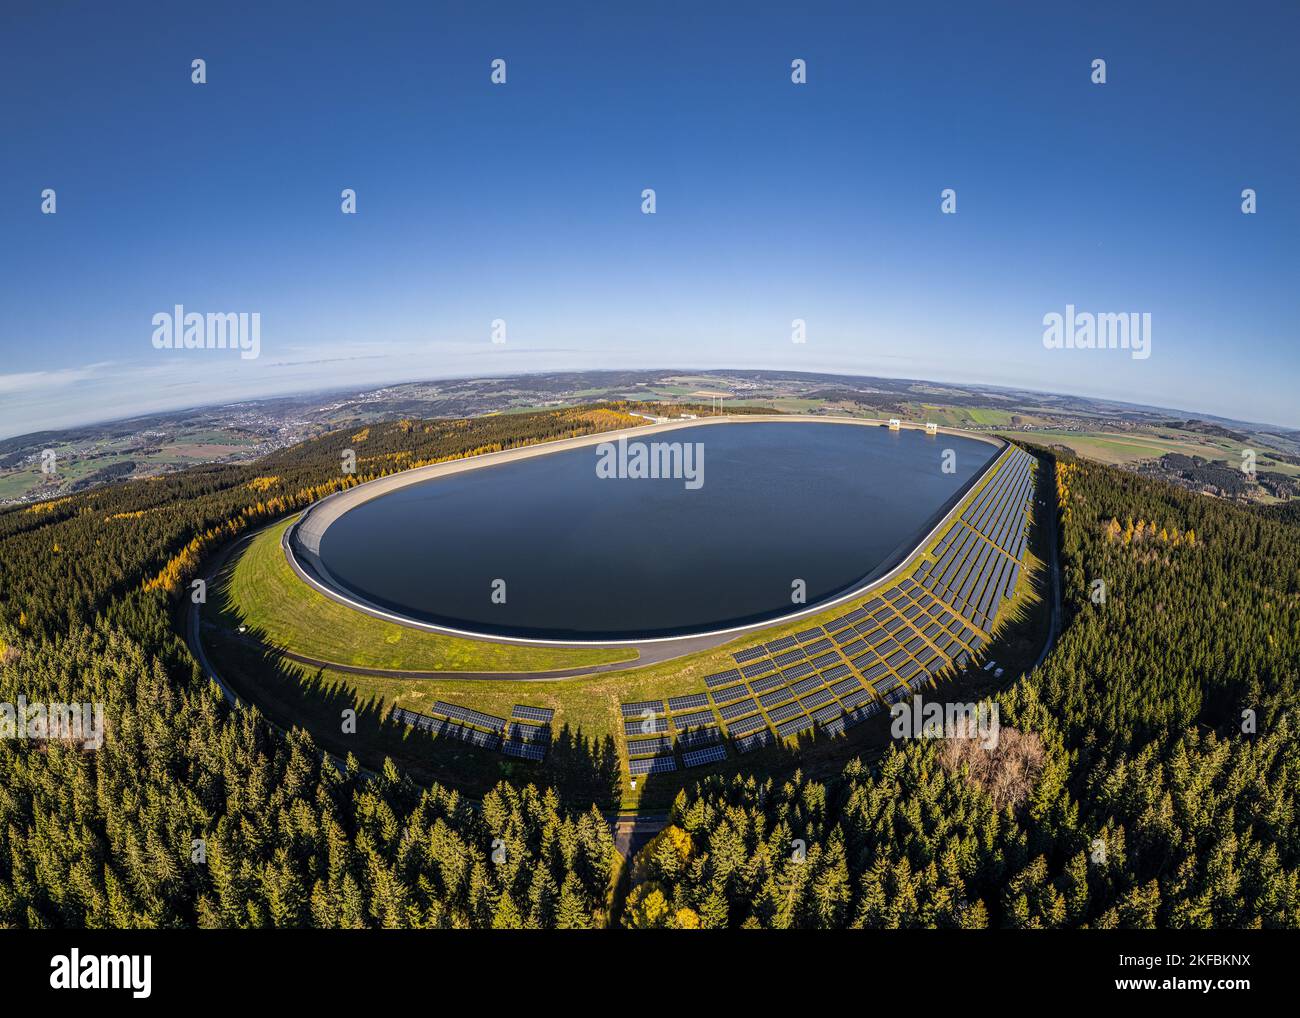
391 703 553 761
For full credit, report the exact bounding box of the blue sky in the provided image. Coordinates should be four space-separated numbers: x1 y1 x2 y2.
1 0 1297 437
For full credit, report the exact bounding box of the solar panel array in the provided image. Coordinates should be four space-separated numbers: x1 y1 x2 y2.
432 701 507 733
916 446 1033 630
511 704 554 723
618 682 744 778
390 702 547 757
600 445 1038 766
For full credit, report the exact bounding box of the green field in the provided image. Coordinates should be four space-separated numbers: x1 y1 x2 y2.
202 447 1055 813
1008 426 1300 474
206 517 636 672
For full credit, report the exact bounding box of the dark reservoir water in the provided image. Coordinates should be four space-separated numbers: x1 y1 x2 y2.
315 422 999 640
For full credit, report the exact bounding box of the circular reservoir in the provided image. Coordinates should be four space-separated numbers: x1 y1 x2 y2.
304 421 999 642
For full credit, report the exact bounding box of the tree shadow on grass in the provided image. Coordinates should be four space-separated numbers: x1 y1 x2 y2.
199 619 621 807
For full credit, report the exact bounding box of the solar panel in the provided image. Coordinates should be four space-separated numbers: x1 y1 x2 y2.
725 713 768 737
849 650 877 672
759 686 796 709
740 659 777 679
790 674 823 697
390 706 430 728
627 736 673 757
718 697 758 721
748 671 787 695
735 729 775 754
803 637 833 656
511 705 555 723
429 701 507 733
623 716 669 736
799 688 834 712
673 709 715 730
764 636 798 653
795 627 823 643
822 663 851 683
830 676 862 697
629 755 677 775
508 722 550 743
668 692 709 712
705 668 744 688
776 715 814 739
765 700 804 724
773 648 806 667
872 671 903 694
811 701 843 725
820 715 848 737
731 647 765 664
841 700 883 727
676 726 721 749
502 740 547 761
709 684 749 705
683 744 728 768
620 700 665 719
780 661 814 681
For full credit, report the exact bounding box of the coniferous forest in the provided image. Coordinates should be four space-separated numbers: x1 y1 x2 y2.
623 454 1300 928
1 411 1297 928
